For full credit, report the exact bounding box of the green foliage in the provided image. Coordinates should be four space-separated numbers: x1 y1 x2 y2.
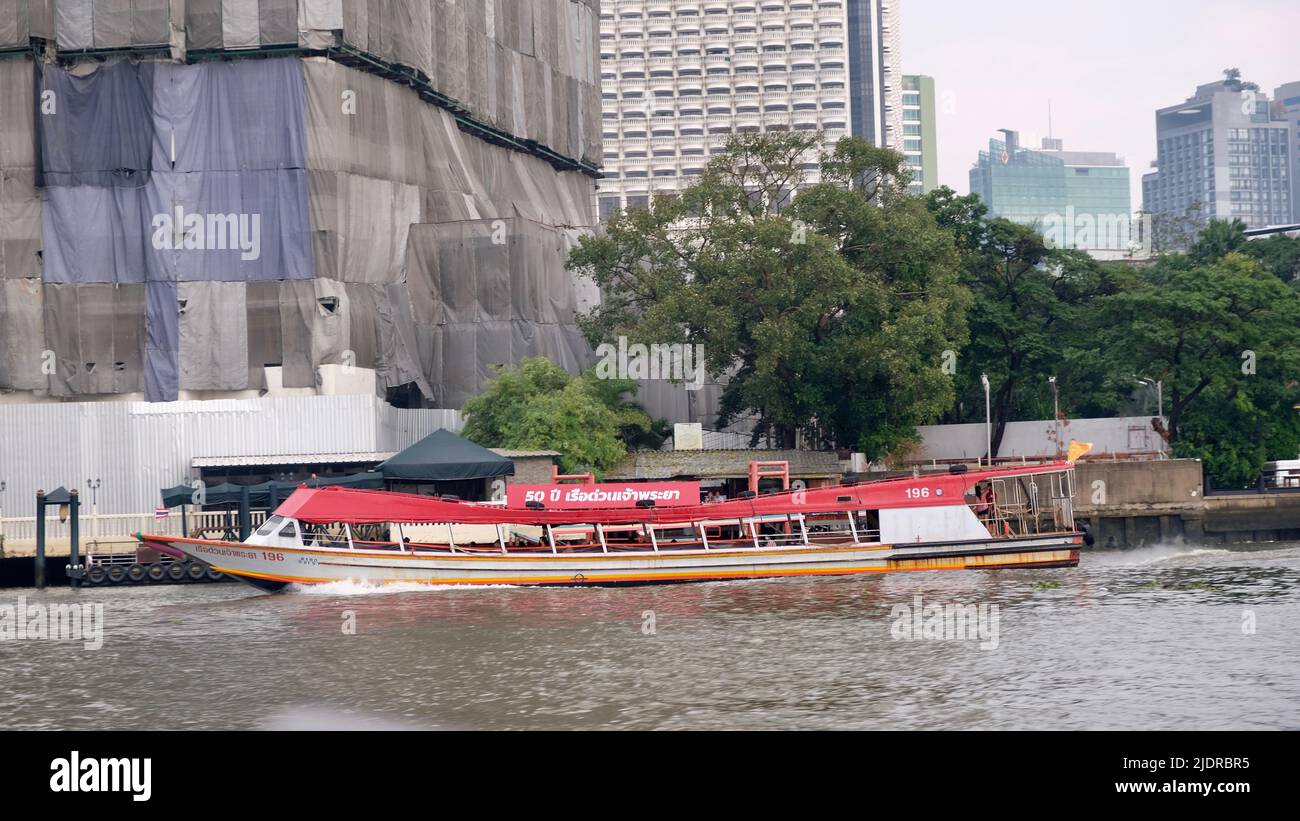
556 134 1300 486
568 133 968 457
1241 235 1300 285
1189 218 1249 264
1094 252 1300 486
460 357 658 476
924 188 1131 454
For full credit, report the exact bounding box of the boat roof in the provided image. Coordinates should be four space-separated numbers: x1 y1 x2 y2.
273 462 1074 526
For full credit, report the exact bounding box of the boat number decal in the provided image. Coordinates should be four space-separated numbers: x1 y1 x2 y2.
261 552 286 562
904 488 933 499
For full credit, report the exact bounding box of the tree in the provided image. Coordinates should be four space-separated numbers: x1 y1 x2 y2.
1148 202 1209 255
460 357 657 475
1241 234 1300 285
924 187 1130 457
1094 252 1300 484
568 133 969 457
1190 218 1248 264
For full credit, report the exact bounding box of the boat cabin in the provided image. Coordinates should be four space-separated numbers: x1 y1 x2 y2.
242 464 1079 556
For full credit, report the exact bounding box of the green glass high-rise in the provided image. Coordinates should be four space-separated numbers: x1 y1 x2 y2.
970 130 1133 255
902 75 938 194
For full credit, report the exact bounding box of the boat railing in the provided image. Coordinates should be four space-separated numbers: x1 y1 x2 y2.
292 505 890 557
986 468 1078 538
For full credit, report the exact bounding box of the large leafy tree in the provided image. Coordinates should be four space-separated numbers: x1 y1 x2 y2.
1094 252 1300 485
925 187 1130 456
567 133 969 457
460 357 656 475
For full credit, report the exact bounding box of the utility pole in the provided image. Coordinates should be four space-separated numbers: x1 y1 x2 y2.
1049 376 1060 457
981 373 992 467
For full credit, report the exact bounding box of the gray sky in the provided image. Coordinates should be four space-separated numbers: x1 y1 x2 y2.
904 0 1300 206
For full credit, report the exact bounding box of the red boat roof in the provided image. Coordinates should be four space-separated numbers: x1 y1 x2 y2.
273 463 1073 526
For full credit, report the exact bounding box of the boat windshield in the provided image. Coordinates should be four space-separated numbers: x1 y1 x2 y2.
255 515 284 537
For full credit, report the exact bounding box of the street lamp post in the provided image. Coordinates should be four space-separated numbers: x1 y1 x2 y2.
86 478 102 542
980 373 992 467
1048 376 1060 456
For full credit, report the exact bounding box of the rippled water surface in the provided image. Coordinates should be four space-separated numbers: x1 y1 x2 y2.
2 543 1297 730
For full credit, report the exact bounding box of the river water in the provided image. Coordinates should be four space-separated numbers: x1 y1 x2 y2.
2 542 1297 730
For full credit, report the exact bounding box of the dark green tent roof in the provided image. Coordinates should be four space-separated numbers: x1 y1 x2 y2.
377 429 515 482
160 484 196 508
160 473 384 508
44 487 74 504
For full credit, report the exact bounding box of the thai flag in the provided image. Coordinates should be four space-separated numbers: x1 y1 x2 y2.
154 508 169 519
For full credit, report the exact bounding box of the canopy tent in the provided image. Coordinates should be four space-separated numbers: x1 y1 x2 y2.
159 473 384 509
376 429 514 482
160 483 195 508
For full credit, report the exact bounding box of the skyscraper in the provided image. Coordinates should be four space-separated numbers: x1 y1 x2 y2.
848 0 902 150
1273 81 1300 223
970 130 1133 256
596 0 901 221
1143 76 1293 232
901 74 937 194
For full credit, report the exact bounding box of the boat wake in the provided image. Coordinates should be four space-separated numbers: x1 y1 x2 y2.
289 579 517 596
1088 543 1232 567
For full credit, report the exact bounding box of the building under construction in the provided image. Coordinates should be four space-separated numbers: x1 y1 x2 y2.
0 0 602 410
0 1 614 518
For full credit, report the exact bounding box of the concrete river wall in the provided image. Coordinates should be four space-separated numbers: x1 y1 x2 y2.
1074 459 1300 548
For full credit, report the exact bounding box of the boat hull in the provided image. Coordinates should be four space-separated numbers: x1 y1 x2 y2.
141 534 1082 591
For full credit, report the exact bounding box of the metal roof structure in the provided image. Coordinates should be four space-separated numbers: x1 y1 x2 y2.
192 452 395 469
605 450 845 482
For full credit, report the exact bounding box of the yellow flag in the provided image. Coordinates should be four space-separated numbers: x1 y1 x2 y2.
1066 440 1094 463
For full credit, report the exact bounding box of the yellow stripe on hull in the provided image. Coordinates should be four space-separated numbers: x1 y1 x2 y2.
211 549 1079 588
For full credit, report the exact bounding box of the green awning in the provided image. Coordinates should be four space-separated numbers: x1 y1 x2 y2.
160 473 384 508
377 429 514 482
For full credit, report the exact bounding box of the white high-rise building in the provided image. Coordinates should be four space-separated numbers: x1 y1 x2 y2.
596 0 902 221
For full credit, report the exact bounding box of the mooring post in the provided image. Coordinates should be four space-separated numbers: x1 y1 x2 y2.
68 489 82 589
238 486 252 541
34 489 46 590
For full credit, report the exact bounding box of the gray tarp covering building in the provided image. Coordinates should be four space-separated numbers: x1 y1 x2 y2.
1 1 602 407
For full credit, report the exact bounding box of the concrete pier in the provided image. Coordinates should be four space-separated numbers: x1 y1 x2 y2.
1074 459 1300 547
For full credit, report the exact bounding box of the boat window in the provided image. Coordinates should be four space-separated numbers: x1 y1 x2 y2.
255 515 283 537
278 520 298 539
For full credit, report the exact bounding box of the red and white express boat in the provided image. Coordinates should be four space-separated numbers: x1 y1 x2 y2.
139 461 1088 592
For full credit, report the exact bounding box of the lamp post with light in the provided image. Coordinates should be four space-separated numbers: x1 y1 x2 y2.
981 373 992 467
